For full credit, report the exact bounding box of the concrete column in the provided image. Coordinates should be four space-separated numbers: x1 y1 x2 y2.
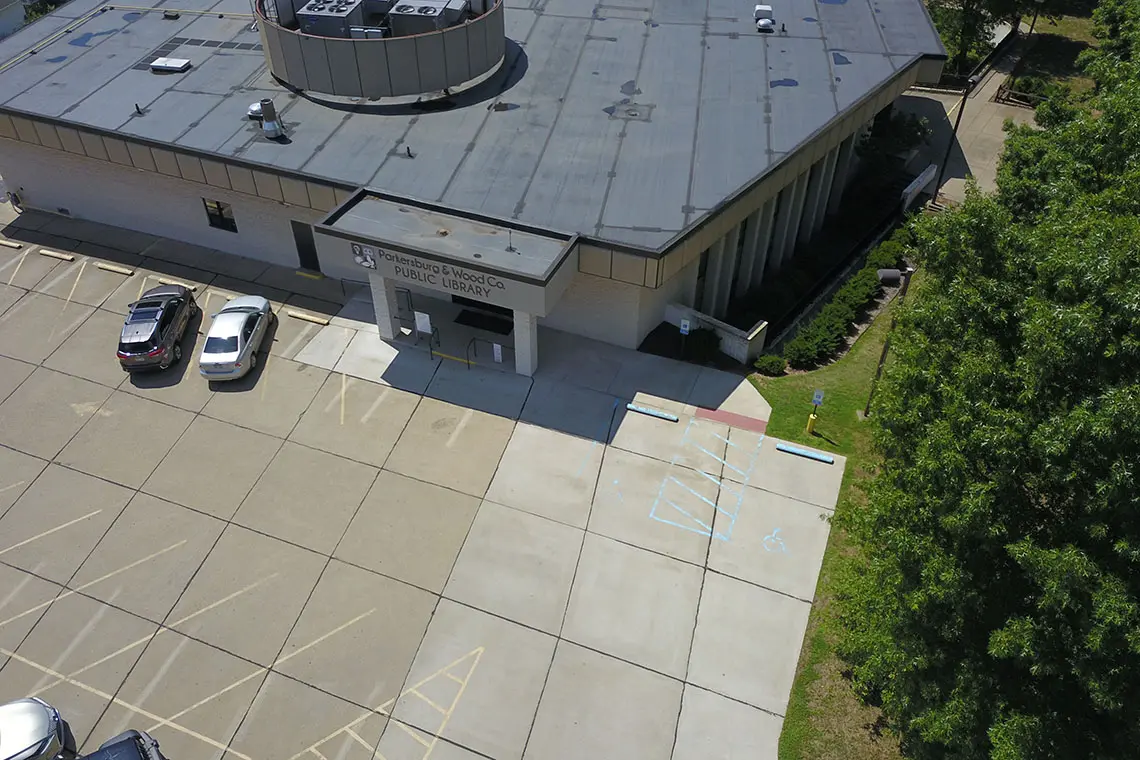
747 197 777 291
736 197 776 296
827 134 858 217
812 146 841 236
798 158 828 247
701 237 726 315
513 309 538 376
368 273 401 340
783 169 811 259
766 172 806 275
715 223 741 316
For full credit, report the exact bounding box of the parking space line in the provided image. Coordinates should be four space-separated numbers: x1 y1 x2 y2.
324 374 356 415
308 748 330 760
340 372 346 424
344 728 372 751
31 591 116 695
291 646 484 760
0 479 27 495
0 646 251 759
0 510 102 557
144 609 377 734
280 321 316 358
62 259 88 311
39 258 86 297
0 565 39 614
0 542 185 630
390 719 432 747
29 574 279 697
4 251 27 285
446 409 473 449
360 388 389 425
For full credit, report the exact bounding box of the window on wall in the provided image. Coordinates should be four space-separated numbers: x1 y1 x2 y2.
203 199 237 232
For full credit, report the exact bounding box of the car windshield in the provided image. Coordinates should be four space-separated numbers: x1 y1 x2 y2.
221 306 259 314
204 336 239 354
127 308 161 324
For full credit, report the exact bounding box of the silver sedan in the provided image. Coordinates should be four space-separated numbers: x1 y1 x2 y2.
198 295 275 380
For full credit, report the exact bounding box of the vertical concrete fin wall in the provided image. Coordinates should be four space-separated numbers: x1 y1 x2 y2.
258 0 507 98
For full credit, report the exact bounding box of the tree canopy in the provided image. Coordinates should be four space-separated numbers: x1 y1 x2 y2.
836 4 1140 758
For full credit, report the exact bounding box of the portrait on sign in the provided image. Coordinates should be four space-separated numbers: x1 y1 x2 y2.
351 242 377 270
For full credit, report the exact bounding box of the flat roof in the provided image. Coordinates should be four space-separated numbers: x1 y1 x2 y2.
0 0 944 250
328 192 572 279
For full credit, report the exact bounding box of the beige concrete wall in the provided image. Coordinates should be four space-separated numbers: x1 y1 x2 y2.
539 270 642 349
0 139 324 269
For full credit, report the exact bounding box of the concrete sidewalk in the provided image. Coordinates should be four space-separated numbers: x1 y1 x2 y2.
898 24 1037 202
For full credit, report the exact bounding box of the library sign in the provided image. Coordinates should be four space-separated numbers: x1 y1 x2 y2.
350 243 547 315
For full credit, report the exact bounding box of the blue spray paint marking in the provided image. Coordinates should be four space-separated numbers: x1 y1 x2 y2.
763 528 788 553
770 78 799 88
803 16 817 21
45 55 67 63
68 29 118 47
832 52 852 65
122 11 142 20
648 417 764 542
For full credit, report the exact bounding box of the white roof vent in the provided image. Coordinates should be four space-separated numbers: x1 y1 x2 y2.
754 4 774 31
150 57 192 73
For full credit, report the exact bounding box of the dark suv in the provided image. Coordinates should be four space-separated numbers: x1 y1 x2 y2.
117 285 198 372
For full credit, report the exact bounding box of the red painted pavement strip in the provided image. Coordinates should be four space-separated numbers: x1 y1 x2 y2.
695 407 768 433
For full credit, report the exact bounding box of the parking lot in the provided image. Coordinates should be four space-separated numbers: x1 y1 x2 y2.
0 232 845 760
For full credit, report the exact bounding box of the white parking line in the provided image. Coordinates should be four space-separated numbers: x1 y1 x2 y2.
324 374 356 414
29 574 279 698
38 258 86 295
0 510 102 557
31 589 117 695
0 542 185 630
446 409 473 449
0 646 251 760
280 321 316 358
0 479 27 495
3 251 26 284
144 609 377 734
360 389 389 425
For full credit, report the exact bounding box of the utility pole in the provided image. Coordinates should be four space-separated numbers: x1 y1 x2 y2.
933 75 980 200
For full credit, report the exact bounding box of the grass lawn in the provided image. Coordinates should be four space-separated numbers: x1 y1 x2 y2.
1014 15 1098 95
751 277 924 760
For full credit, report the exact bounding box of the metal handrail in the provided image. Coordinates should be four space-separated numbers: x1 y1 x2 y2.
466 336 513 368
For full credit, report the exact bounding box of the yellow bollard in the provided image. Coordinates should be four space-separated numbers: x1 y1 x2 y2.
806 413 818 435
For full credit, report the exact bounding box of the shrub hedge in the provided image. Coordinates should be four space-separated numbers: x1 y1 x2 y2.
753 354 787 376
777 229 910 369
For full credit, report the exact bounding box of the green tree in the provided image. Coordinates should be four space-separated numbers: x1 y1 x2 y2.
839 183 1140 760
836 6 1140 754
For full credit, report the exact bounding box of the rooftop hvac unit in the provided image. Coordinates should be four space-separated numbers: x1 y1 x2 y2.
297 0 365 37
388 0 446 36
442 0 468 25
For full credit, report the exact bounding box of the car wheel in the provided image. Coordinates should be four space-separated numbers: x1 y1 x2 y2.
173 343 182 363
250 352 258 370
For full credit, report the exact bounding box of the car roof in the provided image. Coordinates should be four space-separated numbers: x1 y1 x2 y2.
220 295 269 312
206 311 249 339
136 284 188 302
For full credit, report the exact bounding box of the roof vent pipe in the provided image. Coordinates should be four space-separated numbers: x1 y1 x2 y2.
260 99 284 139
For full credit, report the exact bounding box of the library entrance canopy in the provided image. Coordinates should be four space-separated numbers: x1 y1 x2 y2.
314 189 579 317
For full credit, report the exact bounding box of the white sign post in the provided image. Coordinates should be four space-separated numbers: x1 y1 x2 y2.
679 317 692 336
492 343 503 363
